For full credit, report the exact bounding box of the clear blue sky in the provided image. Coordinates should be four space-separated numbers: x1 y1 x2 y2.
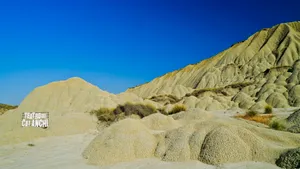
0 0 299 105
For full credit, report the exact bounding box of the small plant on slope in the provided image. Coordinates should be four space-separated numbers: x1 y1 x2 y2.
89 108 115 122
168 104 187 115
269 119 286 131
264 105 273 114
246 110 258 117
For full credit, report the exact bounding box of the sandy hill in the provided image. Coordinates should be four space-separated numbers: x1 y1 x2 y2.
127 21 300 111
0 77 155 145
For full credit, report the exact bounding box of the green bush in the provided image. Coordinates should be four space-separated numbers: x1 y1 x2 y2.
168 105 187 115
246 110 258 117
269 120 286 130
264 105 273 114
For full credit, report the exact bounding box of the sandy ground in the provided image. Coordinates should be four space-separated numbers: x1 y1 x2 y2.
0 131 281 169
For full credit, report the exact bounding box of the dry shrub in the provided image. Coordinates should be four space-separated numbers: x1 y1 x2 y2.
264 105 273 114
89 108 115 122
168 104 187 115
114 102 157 118
245 110 258 117
269 119 286 130
235 114 274 125
89 102 157 123
149 94 180 104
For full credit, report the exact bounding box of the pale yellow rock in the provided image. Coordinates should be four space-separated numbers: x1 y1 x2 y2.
126 21 300 110
82 119 158 165
141 113 181 131
250 100 268 112
0 77 157 145
83 109 300 166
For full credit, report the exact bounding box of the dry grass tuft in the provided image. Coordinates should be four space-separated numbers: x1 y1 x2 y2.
89 102 157 123
168 104 187 115
235 114 274 125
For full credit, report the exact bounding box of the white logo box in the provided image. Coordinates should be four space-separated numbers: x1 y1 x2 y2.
22 112 49 128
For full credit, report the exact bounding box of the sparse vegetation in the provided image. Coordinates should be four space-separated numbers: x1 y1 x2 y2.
288 67 294 73
269 119 286 131
236 110 287 131
185 82 254 98
0 103 18 115
149 94 181 105
27 143 35 147
187 88 228 97
235 114 274 125
157 107 168 115
114 102 157 118
235 109 275 125
89 108 115 122
89 102 158 123
264 105 273 114
246 110 258 117
168 104 187 115
225 81 255 89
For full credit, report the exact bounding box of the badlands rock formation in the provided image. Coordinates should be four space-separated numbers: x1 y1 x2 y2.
16 77 150 114
127 21 300 111
0 77 155 145
83 108 300 166
2 21 300 168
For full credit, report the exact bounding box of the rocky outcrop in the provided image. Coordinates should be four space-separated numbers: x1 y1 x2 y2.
276 147 300 169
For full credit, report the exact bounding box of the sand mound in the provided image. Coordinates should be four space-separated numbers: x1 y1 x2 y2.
171 108 213 122
200 126 251 164
0 77 153 145
83 109 300 166
82 119 157 165
13 77 115 115
199 126 268 164
141 113 181 131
